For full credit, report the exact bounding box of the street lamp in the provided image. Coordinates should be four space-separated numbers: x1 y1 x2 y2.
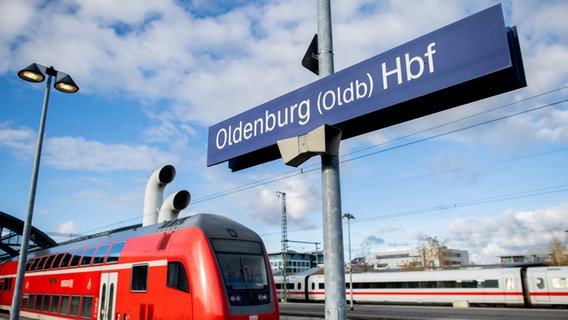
10 63 78 320
342 212 355 310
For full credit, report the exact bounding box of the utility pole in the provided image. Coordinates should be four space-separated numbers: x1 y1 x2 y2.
276 191 288 302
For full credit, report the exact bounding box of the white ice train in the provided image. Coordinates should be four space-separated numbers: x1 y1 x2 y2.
274 266 568 307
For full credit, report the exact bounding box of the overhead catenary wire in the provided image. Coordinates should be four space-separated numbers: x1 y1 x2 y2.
190 87 568 204
260 183 568 237
80 86 568 236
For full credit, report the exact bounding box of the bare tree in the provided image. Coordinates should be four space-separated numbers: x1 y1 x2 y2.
418 235 449 270
547 234 568 266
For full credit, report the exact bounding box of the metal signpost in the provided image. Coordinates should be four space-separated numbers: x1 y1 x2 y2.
207 4 525 320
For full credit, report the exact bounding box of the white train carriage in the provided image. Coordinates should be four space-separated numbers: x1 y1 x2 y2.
274 266 568 307
274 273 310 301
525 266 568 307
307 268 526 306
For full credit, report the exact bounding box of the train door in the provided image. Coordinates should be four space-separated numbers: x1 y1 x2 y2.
531 270 550 304
99 272 118 320
502 271 523 305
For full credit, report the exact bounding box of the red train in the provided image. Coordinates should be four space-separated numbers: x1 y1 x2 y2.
0 166 279 319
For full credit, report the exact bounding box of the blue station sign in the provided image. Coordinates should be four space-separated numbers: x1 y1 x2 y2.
207 4 526 171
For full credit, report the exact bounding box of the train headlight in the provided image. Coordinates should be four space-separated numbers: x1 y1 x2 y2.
258 294 269 302
230 294 243 303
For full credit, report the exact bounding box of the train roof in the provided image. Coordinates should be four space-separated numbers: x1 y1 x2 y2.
5 213 260 262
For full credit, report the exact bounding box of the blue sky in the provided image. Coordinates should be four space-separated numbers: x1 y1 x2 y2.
1 0 567 265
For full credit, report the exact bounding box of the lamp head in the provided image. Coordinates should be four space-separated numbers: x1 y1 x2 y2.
55 74 79 93
18 63 46 83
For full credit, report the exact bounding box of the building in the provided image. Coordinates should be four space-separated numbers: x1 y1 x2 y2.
269 250 323 274
499 247 549 265
372 248 469 271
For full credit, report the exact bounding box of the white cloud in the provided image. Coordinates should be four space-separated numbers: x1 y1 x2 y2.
0 122 36 157
243 174 320 227
448 201 568 264
44 136 178 172
55 220 80 235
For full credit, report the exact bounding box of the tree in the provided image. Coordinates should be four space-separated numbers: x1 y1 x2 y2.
547 234 568 266
418 235 449 270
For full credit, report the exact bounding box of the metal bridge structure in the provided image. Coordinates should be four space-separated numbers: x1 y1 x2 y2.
0 210 57 262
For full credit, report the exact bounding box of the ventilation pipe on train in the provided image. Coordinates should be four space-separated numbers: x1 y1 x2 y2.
157 190 191 223
143 165 176 226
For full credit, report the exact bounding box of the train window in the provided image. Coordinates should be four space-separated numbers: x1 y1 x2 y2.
44 255 56 270
298 282 302 290
81 296 93 319
42 294 51 312
22 294 29 309
30 257 41 271
50 295 60 314
70 295 81 317
211 239 268 289
106 242 125 264
552 277 568 288
131 264 149 292
52 253 64 269
109 283 115 318
70 249 85 267
61 251 74 268
460 280 477 288
60 295 70 315
319 283 325 290
92 244 110 265
34 294 42 310
35 256 48 271
481 280 499 288
312 283 315 290
28 294 35 310
167 261 189 293
0 277 11 291
505 277 515 289
25 259 34 271
99 284 106 320
81 247 96 266
536 277 545 289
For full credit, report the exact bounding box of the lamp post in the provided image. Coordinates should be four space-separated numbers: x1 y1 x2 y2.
342 213 355 311
10 63 78 320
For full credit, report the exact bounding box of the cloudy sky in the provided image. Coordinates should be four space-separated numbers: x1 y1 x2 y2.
1 0 567 265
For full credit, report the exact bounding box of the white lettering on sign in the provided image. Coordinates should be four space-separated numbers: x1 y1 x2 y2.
61 279 74 288
316 73 374 115
382 42 437 89
212 42 437 153
215 99 311 150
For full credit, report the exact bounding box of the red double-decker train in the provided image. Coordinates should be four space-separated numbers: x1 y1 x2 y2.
0 166 279 320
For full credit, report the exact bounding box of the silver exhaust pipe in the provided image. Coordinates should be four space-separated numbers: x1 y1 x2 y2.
158 190 191 223
143 165 176 226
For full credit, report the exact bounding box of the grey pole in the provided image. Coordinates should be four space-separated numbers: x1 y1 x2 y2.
321 154 346 320
318 2 346 319
343 213 355 310
348 216 353 310
317 0 334 77
10 74 53 320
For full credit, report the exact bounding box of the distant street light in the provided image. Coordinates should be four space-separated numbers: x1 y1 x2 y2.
10 63 78 320
342 212 355 310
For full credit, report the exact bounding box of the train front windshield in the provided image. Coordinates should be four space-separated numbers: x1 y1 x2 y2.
211 239 271 306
